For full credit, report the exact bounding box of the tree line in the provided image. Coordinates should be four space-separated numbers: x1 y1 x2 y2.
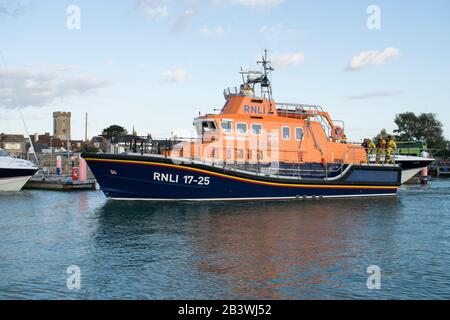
375 112 449 156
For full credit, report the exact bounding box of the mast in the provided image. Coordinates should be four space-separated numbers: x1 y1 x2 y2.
257 49 274 100
85 113 88 142
239 50 274 101
19 107 39 164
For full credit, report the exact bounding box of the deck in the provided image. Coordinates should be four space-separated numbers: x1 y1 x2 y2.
24 175 97 191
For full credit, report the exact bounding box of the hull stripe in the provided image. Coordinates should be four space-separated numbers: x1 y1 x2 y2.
110 194 397 202
85 158 399 191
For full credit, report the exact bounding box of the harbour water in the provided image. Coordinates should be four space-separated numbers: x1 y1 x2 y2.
1 180 449 300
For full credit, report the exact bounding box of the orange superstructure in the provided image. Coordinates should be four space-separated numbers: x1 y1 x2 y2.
171 52 367 167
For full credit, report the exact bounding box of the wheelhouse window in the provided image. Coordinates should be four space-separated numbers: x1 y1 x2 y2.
221 120 233 133
257 150 264 161
282 126 291 140
202 121 217 132
195 120 217 135
236 123 248 134
0 149 8 157
295 128 304 141
252 124 263 135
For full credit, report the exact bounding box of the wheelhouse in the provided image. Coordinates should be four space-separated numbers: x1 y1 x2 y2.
174 51 368 167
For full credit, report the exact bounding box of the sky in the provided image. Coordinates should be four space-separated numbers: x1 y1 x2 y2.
0 0 449 142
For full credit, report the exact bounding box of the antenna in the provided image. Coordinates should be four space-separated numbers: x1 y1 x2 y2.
85 113 88 142
238 50 275 100
257 49 274 100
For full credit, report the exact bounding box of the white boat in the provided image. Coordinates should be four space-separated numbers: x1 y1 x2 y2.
0 148 38 192
395 155 435 184
368 154 434 184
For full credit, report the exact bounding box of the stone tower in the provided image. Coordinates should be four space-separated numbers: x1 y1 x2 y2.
53 112 71 140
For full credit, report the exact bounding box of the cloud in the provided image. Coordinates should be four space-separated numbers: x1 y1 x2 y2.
171 8 196 33
231 0 283 9
272 52 305 68
137 1 208 33
138 0 170 19
161 69 188 83
346 90 402 100
259 23 303 41
199 26 224 36
0 66 112 109
347 47 400 71
0 0 29 17
136 63 153 69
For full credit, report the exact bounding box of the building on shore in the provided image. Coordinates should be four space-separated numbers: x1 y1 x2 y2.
53 112 71 141
34 133 64 153
0 133 27 157
32 133 84 154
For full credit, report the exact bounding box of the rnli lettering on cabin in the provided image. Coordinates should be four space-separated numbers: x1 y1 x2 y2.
244 105 266 115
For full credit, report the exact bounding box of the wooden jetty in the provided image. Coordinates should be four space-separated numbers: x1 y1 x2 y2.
24 175 97 191
430 159 450 177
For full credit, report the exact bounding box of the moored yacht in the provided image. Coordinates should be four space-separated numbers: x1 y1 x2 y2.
0 148 38 192
82 52 431 201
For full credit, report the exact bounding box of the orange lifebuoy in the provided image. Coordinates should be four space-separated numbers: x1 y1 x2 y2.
72 167 79 181
333 127 345 141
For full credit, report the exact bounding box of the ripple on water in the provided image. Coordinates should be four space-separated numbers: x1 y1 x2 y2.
0 181 450 299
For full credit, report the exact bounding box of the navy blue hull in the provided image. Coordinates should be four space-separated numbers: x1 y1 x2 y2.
83 154 401 201
0 168 38 179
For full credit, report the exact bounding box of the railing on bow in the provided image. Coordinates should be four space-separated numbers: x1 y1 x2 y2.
111 136 398 179
169 147 353 181
276 103 324 116
223 87 263 99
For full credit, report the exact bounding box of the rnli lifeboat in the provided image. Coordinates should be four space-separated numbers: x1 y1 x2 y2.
83 52 412 201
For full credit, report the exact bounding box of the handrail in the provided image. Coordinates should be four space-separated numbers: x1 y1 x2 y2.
367 150 397 165
276 102 324 113
223 87 263 99
306 120 322 154
113 135 400 169
166 154 352 181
